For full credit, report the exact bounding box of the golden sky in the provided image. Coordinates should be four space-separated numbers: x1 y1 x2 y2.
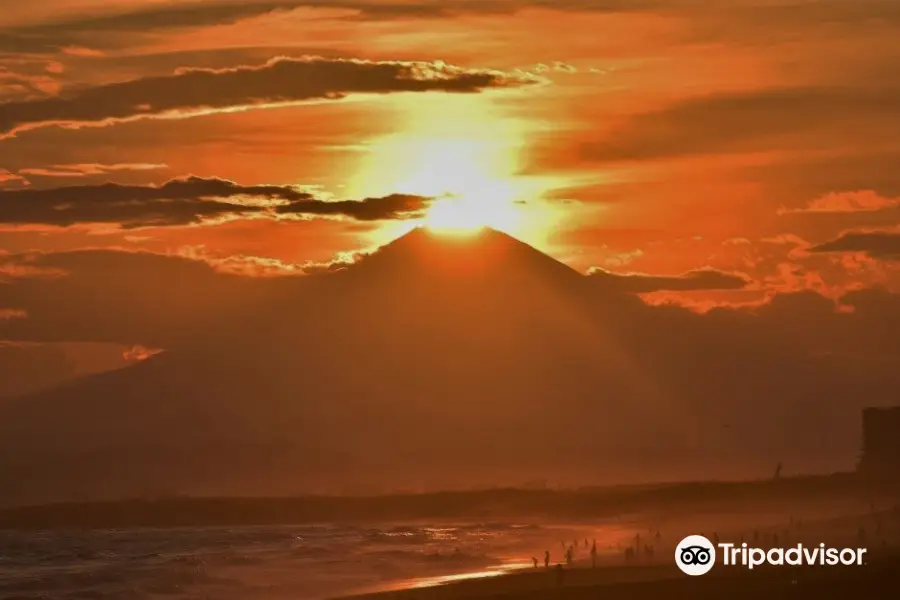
6 1 900 491
2 0 900 310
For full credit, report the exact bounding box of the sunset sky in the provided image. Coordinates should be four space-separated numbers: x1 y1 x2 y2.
2 1 900 399
6 1 900 497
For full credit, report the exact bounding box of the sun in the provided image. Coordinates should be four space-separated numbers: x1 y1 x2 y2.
346 94 569 245
423 197 485 234
423 194 519 235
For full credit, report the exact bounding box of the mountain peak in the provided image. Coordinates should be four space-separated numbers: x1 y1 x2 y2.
347 225 583 285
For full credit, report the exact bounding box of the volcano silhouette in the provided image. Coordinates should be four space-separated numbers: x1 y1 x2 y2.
0 227 868 501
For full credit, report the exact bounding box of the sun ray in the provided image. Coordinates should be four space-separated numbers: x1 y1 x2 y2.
348 95 567 245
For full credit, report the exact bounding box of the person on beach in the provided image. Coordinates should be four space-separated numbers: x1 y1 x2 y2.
544 550 550 568
590 539 597 568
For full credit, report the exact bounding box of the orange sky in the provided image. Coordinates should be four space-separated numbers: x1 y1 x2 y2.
2 0 900 308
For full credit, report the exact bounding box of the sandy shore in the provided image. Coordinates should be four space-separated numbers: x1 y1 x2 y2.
337 554 900 600
337 502 900 600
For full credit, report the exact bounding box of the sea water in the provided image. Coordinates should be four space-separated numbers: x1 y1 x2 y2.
0 522 626 599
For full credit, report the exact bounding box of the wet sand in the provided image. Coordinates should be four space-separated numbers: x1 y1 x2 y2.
338 555 900 600
339 501 900 599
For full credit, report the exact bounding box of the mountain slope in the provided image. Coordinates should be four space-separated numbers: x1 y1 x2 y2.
0 227 876 502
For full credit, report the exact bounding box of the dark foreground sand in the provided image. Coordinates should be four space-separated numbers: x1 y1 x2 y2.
339 554 900 600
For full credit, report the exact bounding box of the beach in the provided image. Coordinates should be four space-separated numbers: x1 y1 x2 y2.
339 556 900 600
338 495 900 599
3 479 899 599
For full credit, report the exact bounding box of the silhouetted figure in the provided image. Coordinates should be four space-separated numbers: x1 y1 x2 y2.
566 546 574 565
555 563 564 585
545 550 550 568
533 557 538 568
590 540 597 568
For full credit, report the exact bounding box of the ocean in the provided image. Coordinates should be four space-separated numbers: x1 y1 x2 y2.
0 521 631 599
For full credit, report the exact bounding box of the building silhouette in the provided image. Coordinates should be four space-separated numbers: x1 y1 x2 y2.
858 407 900 476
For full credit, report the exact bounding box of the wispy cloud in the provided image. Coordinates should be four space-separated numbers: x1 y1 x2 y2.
588 267 750 292
811 231 900 260
779 190 900 214
18 163 168 178
0 176 433 228
0 57 541 138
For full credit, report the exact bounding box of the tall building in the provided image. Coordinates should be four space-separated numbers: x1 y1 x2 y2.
858 407 900 476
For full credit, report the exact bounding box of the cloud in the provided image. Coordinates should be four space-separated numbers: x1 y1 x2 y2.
780 191 900 215
583 87 900 162
810 231 900 260
0 1 666 53
0 176 433 228
17 163 168 178
0 248 306 346
0 309 27 320
0 341 74 397
588 267 750 292
0 57 540 138
0 169 29 187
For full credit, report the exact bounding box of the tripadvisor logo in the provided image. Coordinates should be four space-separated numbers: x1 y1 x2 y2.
675 535 716 575
674 534 868 575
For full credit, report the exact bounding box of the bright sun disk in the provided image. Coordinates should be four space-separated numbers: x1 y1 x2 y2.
423 194 519 235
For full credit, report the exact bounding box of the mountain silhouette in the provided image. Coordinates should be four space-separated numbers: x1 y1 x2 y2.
344 226 585 285
0 227 875 502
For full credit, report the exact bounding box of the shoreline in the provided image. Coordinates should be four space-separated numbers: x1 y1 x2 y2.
337 554 900 600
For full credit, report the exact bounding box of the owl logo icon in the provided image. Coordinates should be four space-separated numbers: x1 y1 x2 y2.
675 535 716 575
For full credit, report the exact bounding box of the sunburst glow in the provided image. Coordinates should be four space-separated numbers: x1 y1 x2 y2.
349 95 566 245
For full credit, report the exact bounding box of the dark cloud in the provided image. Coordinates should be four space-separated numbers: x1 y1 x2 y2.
0 176 432 227
0 341 74 398
810 231 900 260
276 193 429 222
745 150 900 205
0 57 539 138
17 163 168 178
0 248 307 347
583 87 900 162
588 267 750 293
0 1 667 53
0 340 151 398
